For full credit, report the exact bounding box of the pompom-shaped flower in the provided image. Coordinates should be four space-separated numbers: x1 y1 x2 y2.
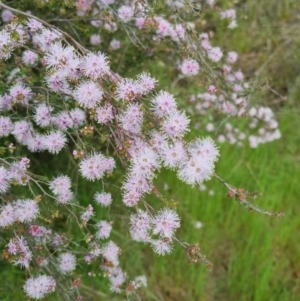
0 166 10 194
24 275 56 300
58 252 76 274
90 34 101 45
83 52 110 79
53 111 73 130
116 78 140 101
12 120 33 144
70 108 86 127
118 5 134 23
151 238 173 256
22 50 39 66
118 103 143 134
73 81 103 109
161 141 187 169
43 130 67 154
95 221 112 239
130 209 151 242
152 208 180 238
208 47 223 62
96 104 114 124
0 203 15 227
10 83 32 106
14 199 39 223
49 175 71 195
177 156 214 186
151 91 177 118
44 41 75 68
227 51 238 64
188 137 219 163
34 104 53 127
162 110 190 138
94 192 112 206
101 241 120 266
181 59 200 76
137 72 157 95
131 146 160 179
0 116 13 138
79 153 115 181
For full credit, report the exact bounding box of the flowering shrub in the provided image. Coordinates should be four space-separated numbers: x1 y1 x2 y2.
0 0 283 300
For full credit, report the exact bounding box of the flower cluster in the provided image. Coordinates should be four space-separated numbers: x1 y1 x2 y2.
0 1 281 300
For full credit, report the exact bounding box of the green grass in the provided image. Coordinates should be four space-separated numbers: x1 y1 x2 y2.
112 103 300 301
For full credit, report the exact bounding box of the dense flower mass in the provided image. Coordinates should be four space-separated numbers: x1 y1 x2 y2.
0 1 282 300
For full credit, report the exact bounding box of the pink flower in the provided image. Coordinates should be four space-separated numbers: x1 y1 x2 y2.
161 141 187 169
110 39 121 50
26 19 43 32
79 153 115 181
53 111 73 130
181 59 200 76
29 225 43 237
58 252 76 274
151 91 177 118
81 204 94 223
96 104 114 124
122 190 141 207
178 156 214 186
151 238 173 255
208 85 217 93
162 110 190 138
70 108 86 127
130 209 151 242
49 175 71 195
118 103 143 134
14 199 39 223
34 28 61 51
12 120 33 143
101 241 120 266
73 81 103 109
43 130 67 154
96 221 112 239
0 203 15 227
137 72 157 95
235 70 244 81
116 78 140 101
44 42 75 68
1 9 14 23
90 34 101 45
152 208 180 238
207 47 223 62
45 70 69 92
131 146 160 179
94 192 112 206
10 83 32 106
56 190 74 204
8 236 32 268
227 51 238 64
34 104 53 127
22 50 39 66
0 116 13 137
24 275 56 299
82 52 109 79
123 174 152 195
118 5 134 23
